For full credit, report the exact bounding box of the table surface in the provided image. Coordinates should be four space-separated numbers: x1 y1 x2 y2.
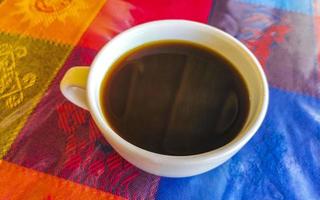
0 0 319 199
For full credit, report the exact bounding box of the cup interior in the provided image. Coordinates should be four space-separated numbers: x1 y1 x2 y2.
87 20 268 157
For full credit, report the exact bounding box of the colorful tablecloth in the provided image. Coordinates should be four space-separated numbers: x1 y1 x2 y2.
0 0 319 199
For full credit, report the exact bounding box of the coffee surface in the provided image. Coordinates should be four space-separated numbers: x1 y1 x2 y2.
100 40 250 156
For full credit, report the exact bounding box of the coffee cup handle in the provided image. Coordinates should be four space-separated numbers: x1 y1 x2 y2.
60 66 90 110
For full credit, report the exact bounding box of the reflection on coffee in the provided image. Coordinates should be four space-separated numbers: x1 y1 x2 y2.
100 40 250 156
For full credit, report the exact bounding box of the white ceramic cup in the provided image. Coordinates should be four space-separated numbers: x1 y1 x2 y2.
60 20 269 177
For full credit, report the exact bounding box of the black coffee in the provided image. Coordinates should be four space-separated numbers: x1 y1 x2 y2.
100 40 250 156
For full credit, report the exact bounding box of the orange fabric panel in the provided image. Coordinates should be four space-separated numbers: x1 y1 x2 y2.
0 0 105 45
0 160 125 200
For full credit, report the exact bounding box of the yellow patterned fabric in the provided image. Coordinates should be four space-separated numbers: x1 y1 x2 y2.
0 0 105 158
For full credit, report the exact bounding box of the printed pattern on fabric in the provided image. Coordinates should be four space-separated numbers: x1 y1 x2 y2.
0 43 35 109
0 0 105 45
210 0 319 97
0 33 71 159
0 160 124 200
4 47 161 200
3 0 213 199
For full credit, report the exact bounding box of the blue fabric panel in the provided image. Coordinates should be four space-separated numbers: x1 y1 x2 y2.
157 87 320 200
238 0 314 14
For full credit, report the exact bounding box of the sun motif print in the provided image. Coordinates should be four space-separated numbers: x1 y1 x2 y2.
0 0 105 44
12 0 87 27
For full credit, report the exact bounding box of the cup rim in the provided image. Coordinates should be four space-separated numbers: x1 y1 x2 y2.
87 20 269 164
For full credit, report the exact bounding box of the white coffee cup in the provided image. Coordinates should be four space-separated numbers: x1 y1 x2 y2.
60 20 269 177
